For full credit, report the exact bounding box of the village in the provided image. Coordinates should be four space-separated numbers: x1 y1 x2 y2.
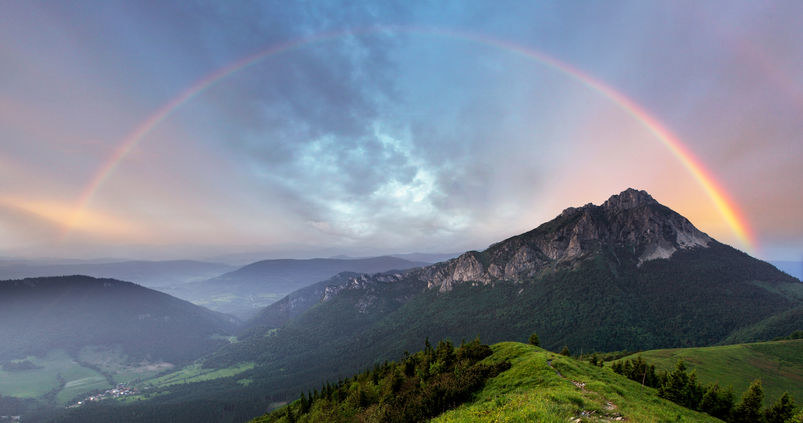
68 384 138 408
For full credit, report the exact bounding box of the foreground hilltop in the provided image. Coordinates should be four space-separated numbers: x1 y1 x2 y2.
254 342 724 422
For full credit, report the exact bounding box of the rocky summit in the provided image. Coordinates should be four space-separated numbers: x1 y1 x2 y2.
418 188 712 292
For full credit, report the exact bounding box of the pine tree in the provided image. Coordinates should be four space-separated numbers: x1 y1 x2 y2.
687 371 704 409
699 383 734 419
659 360 690 406
528 332 540 347
764 392 795 423
298 392 309 414
559 345 570 356
732 379 764 423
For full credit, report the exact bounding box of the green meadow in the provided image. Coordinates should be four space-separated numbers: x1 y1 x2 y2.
615 339 803 406
0 350 109 403
432 342 719 423
139 362 254 389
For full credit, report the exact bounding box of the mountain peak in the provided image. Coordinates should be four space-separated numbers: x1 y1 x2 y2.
602 188 657 211
417 188 714 292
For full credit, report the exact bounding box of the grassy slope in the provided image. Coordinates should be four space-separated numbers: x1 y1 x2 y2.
433 343 720 423
615 339 803 406
139 362 255 389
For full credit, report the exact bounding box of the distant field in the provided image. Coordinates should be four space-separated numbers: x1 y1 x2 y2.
0 350 109 403
615 339 803 406
0 346 253 409
0 347 186 406
139 362 254 389
57 375 108 404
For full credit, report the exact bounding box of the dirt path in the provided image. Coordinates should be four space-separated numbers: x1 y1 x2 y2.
546 358 563 378
547 356 625 422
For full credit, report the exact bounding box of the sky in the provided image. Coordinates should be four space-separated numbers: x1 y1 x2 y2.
0 1 801 261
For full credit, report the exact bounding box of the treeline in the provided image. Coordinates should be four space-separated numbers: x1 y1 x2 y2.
773 330 803 341
252 338 510 423
0 359 42 371
613 356 801 422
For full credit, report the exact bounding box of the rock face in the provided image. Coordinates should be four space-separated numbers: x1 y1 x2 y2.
245 271 414 331
412 188 712 292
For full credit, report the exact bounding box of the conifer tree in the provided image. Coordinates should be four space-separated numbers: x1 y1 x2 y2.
764 392 795 423
298 392 309 414
659 361 691 406
732 379 764 423
699 383 734 420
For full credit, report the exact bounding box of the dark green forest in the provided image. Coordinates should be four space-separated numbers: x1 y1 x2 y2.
252 339 508 422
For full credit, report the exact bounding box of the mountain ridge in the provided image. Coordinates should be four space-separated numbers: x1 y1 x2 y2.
0 275 237 364
0 259 235 288
169 255 428 319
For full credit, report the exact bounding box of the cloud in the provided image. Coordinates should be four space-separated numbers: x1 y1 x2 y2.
0 197 144 243
1 1 801 259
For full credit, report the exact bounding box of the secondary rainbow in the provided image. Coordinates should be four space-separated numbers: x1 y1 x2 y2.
67 26 756 250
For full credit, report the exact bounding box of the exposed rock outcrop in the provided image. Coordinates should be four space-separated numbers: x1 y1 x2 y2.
416 188 712 291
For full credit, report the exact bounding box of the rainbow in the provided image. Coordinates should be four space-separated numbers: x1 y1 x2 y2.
68 26 756 250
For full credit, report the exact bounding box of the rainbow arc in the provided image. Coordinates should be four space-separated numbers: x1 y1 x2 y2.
66 26 756 251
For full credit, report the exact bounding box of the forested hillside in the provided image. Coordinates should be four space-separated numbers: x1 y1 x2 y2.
0 276 237 363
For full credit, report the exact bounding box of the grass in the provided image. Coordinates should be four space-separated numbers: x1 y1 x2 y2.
57 375 108 404
615 339 803 406
0 350 109 403
432 342 720 423
0 346 252 409
139 362 254 389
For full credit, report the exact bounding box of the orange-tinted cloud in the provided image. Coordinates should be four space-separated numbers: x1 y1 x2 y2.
0 197 144 242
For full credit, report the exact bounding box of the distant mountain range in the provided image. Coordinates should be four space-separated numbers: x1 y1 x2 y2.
166 256 429 319
0 275 237 364
0 260 235 288
389 252 461 263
